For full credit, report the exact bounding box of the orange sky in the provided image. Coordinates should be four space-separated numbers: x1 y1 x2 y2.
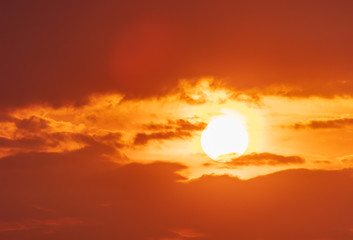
1 1 353 239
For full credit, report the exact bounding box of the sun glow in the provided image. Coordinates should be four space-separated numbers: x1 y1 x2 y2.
201 114 249 162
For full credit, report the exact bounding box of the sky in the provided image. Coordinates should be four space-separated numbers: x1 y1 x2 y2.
1 1 353 239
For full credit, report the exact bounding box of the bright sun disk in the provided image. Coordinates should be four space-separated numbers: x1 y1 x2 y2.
201 115 249 162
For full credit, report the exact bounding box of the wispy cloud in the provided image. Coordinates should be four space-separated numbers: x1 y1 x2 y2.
288 117 353 130
134 119 206 145
227 152 305 166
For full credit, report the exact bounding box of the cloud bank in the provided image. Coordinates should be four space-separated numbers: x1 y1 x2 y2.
2 1 353 109
0 148 352 240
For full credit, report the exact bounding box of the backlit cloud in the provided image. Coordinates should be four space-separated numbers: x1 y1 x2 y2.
228 152 305 166
135 119 206 145
289 117 353 130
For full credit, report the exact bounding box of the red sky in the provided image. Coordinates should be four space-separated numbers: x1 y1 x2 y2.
1 1 353 239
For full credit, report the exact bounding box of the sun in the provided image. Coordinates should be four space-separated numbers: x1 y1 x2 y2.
201 114 249 162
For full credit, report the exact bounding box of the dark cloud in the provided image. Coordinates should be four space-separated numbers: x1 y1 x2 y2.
92 132 124 148
0 136 47 150
289 117 353 130
0 143 116 170
313 160 332 164
0 131 124 154
175 119 207 131
228 152 305 166
15 116 50 132
0 149 184 239
0 113 14 122
0 149 353 239
145 119 207 131
134 131 191 145
135 119 206 145
0 114 125 156
0 133 74 151
2 1 353 109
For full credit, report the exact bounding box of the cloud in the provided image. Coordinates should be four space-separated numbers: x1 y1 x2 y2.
179 92 208 105
0 131 124 158
0 149 353 239
0 136 47 149
145 119 206 131
229 92 263 107
175 119 207 131
0 149 185 239
289 117 353 129
0 112 125 157
0 113 13 122
93 132 124 148
134 119 206 145
227 152 305 166
2 1 353 110
15 116 50 132
340 155 353 165
134 131 192 145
